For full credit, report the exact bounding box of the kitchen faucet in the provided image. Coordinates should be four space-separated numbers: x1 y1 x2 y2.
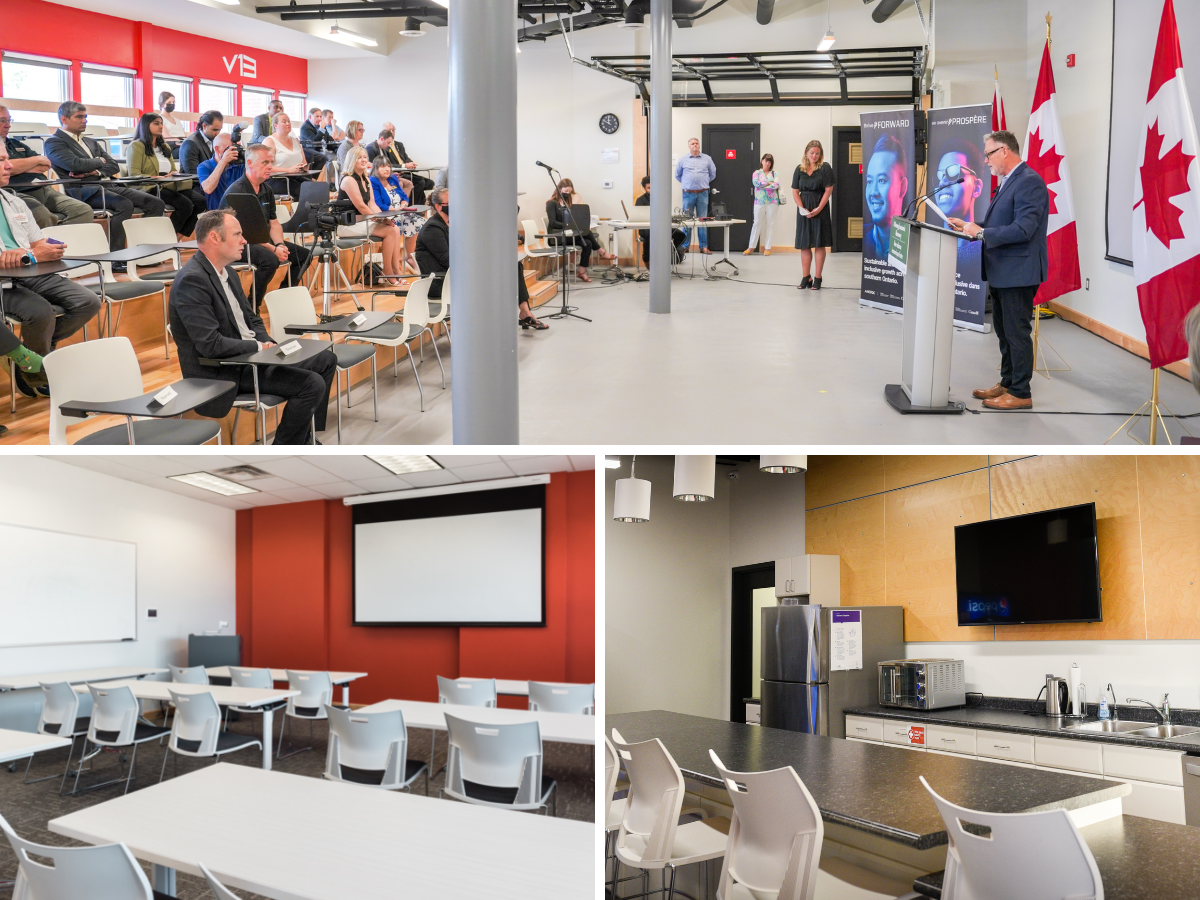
1106 683 1118 721
1126 693 1170 725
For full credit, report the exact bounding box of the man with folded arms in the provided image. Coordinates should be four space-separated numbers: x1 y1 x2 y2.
0 105 92 229
169 209 335 444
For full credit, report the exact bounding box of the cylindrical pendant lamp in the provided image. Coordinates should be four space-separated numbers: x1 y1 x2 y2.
759 455 807 474
672 455 715 501
613 456 652 522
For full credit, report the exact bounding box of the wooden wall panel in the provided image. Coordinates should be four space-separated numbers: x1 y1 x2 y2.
989 455 1035 465
885 456 988 492
883 471 994 642
1138 456 1200 639
991 456 1147 641
806 456 886 510
805 495 886 607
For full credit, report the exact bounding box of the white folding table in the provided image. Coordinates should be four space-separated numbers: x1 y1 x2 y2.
677 216 747 279
204 668 366 706
0 666 167 692
49 763 592 899
72 680 297 770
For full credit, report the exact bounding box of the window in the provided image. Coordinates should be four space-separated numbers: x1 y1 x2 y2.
279 92 307 127
80 63 135 131
1 52 70 131
198 80 236 126
152 74 192 112
241 86 274 123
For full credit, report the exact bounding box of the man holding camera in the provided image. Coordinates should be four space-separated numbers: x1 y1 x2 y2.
196 133 245 210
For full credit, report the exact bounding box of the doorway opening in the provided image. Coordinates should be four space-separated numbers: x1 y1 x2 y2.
729 561 775 723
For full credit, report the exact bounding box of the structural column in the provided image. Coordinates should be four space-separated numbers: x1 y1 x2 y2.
448 0 520 443
649 0 672 314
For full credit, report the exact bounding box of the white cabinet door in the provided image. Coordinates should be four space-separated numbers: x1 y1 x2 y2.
883 719 928 749
926 724 977 756
1102 744 1184 786
845 716 884 742
1034 736 1104 774
774 557 794 598
976 729 1036 764
1113 777 1186 824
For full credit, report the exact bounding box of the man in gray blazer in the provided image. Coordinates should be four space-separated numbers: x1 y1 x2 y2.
950 130 1049 410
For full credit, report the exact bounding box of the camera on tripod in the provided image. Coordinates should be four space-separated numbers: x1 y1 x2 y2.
309 200 357 245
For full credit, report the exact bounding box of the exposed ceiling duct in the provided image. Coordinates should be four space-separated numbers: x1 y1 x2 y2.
756 0 774 25
865 0 908 24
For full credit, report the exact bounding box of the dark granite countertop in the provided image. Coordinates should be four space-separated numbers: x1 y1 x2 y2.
844 702 1200 753
607 710 1130 851
913 815 1200 900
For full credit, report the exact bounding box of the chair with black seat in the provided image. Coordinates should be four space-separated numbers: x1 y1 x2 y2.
278 670 347 760
24 681 91 793
225 666 287 740
347 275 443 412
323 705 429 794
437 676 497 708
158 689 262 783
440 713 557 815
120 216 184 359
161 664 210 730
74 683 171 795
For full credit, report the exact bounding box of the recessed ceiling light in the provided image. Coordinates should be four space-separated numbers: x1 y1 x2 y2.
368 455 444 475
169 472 259 496
604 457 622 469
329 24 378 46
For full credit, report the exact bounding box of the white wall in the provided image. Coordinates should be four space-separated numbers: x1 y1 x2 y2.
0 459 236 731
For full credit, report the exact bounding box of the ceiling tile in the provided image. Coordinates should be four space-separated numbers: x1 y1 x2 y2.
237 492 293 507
452 463 518 482
430 455 503 469
269 486 329 503
504 455 572 476
225 476 300 492
144 455 245 475
399 469 462 487
569 456 597 470
310 481 370 499
307 456 394 480
349 475 414 493
252 458 345 485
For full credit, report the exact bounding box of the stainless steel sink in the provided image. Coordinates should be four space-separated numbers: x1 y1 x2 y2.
1129 724 1200 739
1064 720 1152 734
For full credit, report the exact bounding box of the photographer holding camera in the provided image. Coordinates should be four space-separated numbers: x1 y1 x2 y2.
196 133 245 210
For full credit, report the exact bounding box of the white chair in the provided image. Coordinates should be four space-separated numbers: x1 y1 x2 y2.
74 683 170 795
611 727 728 900
158 689 262 782
84 124 111 138
0 810 157 900
604 734 630 892
121 216 183 354
345 275 444 412
9 122 43 135
528 681 595 715
199 862 243 900
920 776 1104 900
161 664 210 729
41 223 166 345
226 666 287 739
278 670 345 759
323 705 429 794
23 681 90 793
263 285 378 444
43 337 223 445
426 269 449 348
710 748 823 900
438 676 497 708
523 218 579 284
441 712 556 814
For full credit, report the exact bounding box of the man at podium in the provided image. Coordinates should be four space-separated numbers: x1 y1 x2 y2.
949 130 1048 411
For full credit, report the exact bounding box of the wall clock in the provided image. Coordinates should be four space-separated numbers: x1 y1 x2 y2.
599 113 620 134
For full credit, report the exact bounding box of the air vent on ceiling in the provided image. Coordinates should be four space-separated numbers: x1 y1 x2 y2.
210 465 274 482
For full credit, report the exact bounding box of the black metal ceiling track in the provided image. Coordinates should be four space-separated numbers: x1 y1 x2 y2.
590 46 924 107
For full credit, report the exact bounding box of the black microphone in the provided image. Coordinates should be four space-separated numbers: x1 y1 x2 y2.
535 161 553 170
902 177 964 219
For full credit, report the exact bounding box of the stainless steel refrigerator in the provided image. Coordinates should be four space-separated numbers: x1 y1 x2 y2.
760 604 905 738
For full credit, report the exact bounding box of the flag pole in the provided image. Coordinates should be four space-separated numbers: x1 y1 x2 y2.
1149 369 1160 445
1105 366 1193 444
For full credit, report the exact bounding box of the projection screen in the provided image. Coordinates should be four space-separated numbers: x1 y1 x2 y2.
353 485 545 626
1107 0 1200 264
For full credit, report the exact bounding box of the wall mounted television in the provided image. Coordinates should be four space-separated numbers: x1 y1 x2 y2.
954 502 1102 626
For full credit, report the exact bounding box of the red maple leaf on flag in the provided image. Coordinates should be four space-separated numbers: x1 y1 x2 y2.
1025 127 1063 215
1136 118 1196 247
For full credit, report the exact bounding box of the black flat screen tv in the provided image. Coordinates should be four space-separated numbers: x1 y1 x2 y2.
955 502 1101 626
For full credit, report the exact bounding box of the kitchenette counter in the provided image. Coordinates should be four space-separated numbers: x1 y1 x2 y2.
913 814 1200 900
607 710 1129 851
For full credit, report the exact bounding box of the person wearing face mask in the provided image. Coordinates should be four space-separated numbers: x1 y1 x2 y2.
157 92 188 144
544 178 615 283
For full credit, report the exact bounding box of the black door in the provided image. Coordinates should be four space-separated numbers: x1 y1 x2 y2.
729 562 775 723
832 125 863 254
702 124 759 252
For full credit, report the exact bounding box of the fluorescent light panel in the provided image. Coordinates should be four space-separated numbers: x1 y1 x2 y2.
329 24 378 46
169 472 259 496
604 457 622 469
368 455 444 475
817 29 836 51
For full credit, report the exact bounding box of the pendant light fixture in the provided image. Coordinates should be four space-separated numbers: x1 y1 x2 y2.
817 0 835 51
672 455 716 502
613 456 652 523
759 455 808 474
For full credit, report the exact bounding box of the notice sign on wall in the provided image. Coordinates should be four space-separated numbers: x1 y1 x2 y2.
829 609 863 671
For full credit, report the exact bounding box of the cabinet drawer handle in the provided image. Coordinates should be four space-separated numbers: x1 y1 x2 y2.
854 727 868 732
994 745 1010 750
941 738 955 743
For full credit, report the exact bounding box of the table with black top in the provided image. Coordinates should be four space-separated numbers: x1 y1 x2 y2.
57 378 237 443
0 259 90 281
281 310 396 336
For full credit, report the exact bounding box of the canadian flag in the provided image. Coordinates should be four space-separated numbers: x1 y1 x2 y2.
1133 0 1200 369
991 68 1007 196
1024 42 1081 306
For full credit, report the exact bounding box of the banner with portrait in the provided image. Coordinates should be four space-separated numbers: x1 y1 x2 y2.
859 110 918 311
926 104 992 331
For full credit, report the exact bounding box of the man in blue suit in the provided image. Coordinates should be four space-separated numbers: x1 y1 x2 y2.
949 130 1049 410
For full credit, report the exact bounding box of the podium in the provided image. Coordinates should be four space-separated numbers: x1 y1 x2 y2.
884 217 972 414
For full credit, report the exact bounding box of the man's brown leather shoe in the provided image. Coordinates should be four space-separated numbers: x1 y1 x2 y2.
972 383 1008 400
982 393 1033 410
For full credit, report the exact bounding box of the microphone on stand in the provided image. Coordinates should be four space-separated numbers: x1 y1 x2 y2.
535 160 554 170
903 177 963 220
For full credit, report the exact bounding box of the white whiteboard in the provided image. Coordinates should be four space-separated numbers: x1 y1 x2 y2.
0 522 137 648
354 508 543 625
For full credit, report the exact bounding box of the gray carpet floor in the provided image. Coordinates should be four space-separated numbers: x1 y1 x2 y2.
0 713 594 899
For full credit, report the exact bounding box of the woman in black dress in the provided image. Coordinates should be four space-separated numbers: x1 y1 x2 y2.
792 139 836 290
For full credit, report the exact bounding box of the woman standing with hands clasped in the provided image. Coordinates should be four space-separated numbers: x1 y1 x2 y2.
792 139 836 290
744 153 784 255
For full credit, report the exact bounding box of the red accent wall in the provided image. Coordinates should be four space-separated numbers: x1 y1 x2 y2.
235 471 595 707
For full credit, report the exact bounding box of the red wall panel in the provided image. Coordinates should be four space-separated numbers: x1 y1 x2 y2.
565 471 597 684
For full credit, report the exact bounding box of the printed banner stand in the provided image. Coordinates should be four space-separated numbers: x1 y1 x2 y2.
888 219 911 274
859 109 918 312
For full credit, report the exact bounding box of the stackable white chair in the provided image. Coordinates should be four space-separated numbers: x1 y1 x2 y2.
920 776 1104 900
199 863 243 900
75 684 170 795
226 666 287 739
0 810 157 900
324 705 429 794
441 712 556 814
278 670 343 759
425 269 449 347
159 689 262 782
121 215 182 358
710 749 824 900
437 676 497 708
611 727 728 900
528 681 595 715
24 681 90 793
162 664 210 729
604 734 630 891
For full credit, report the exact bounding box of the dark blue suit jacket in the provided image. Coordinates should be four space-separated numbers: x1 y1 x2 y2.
980 162 1049 289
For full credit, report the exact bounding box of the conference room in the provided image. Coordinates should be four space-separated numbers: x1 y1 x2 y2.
0 453 595 899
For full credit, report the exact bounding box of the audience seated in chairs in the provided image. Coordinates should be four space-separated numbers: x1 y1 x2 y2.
336 120 365 172
298 107 334 177
0 148 101 397
338 146 405 286
380 122 433 204
196 133 245 211
545 177 616 283
180 110 223 175
221 144 311 305
127 112 206 239
250 98 285 146
0 105 92 229
156 91 189 145
262 113 311 198
369 156 423 275
321 110 346 143
44 101 166 252
168 209 336 445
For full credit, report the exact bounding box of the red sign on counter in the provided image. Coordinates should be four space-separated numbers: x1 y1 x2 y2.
908 725 925 745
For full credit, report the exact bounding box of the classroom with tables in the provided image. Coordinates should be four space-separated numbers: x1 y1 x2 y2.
0 453 595 899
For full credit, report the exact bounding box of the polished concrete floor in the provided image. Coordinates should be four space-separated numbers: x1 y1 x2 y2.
338 252 1200 445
